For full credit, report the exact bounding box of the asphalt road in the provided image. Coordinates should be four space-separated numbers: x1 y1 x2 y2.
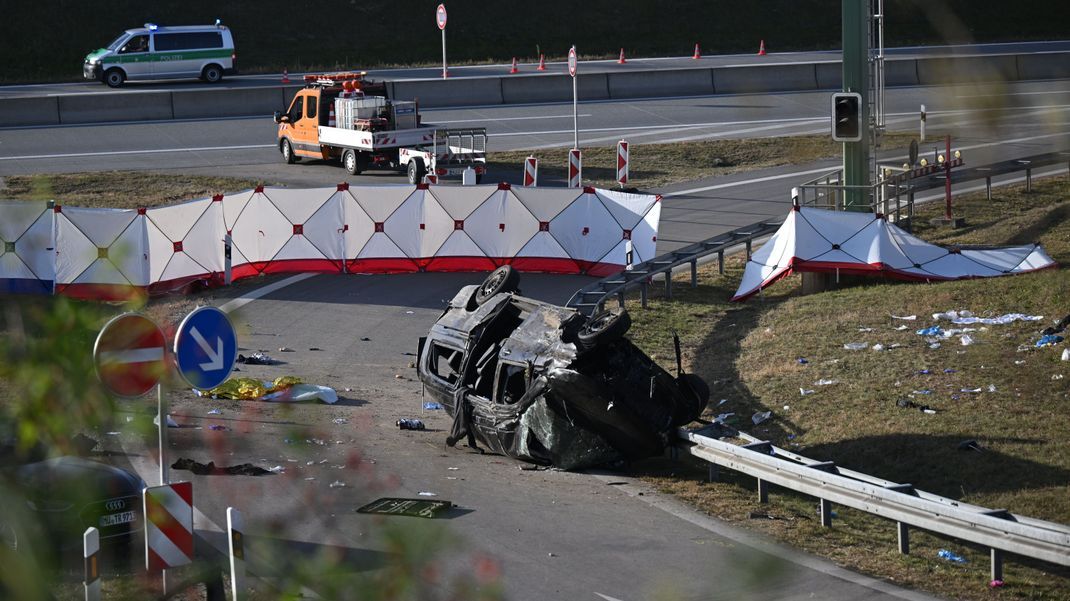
2 40 1067 98
110 272 938 601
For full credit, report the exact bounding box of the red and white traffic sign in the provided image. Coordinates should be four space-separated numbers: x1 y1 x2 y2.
144 482 193 572
93 313 166 398
616 140 629 185
568 149 582 188
523 155 538 187
436 4 447 30
567 46 577 77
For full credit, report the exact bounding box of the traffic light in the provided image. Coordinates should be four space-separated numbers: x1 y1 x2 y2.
831 92 862 142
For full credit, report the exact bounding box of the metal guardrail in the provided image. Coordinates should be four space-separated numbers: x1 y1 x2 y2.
565 219 783 315
677 426 1070 582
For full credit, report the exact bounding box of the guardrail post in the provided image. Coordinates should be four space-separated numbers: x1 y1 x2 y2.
1026 168 1032 193
819 499 833 527
986 176 992 201
717 250 725 274
708 464 719 482
991 548 1003 582
690 260 697 287
617 291 625 309
640 281 648 308
665 272 673 299
757 478 769 504
897 522 910 554
745 240 752 260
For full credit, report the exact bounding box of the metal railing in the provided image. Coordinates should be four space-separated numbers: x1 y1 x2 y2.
565 219 783 315
677 426 1070 582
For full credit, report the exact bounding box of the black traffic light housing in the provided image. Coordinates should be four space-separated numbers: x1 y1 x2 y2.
831 92 862 142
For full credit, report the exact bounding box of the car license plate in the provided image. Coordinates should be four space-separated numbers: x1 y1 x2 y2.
99 511 136 527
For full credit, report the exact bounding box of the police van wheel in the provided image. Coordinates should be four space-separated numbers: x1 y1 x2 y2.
201 64 223 84
103 69 125 88
281 140 297 164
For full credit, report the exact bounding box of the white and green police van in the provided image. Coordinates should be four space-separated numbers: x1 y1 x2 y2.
83 23 236 87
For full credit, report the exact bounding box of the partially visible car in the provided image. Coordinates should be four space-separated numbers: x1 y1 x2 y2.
418 266 709 470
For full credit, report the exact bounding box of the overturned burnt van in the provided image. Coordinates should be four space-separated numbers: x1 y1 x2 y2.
418 266 709 470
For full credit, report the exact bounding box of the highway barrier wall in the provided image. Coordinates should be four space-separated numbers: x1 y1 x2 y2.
2 51 1068 127
0 184 661 300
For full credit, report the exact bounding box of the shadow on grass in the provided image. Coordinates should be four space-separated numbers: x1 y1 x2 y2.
799 433 1070 500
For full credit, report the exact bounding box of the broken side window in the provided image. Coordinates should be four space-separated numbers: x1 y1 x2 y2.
429 343 464 385
495 362 528 405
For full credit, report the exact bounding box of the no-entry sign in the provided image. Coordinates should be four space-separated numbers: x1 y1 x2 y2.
436 4 447 30
93 313 166 398
567 46 577 77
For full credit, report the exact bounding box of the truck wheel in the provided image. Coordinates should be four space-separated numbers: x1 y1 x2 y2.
407 159 426 185
103 68 125 88
577 308 631 349
343 150 362 175
201 64 223 84
475 265 520 306
281 140 297 164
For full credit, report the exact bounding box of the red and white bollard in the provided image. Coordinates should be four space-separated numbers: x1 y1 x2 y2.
523 155 538 187
84 527 101 601
616 140 629 187
567 149 582 188
228 507 246 601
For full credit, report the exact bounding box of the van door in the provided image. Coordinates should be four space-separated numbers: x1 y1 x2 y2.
153 31 225 79
289 91 324 159
116 34 152 80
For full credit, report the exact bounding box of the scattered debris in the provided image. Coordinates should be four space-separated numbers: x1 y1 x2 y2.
934 310 1042 325
944 368 956 373
800 388 815 396
796 357 809 364
171 458 274 476
714 413 735 424
237 352 278 365
418 491 437 497
1053 374 1065 381
423 402 444 410
397 418 426 430
208 424 228 431
937 549 968 563
857 327 873 333
912 389 932 395
332 418 348 424
356 497 454 518
958 440 984 452
891 314 917 321
815 378 838 386
751 411 772 425
329 481 347 488
268 465 285 474
205 376 339 404
207 409 223 415
360 337 371 341
278 347 294 352
309 347 322 351
960 334 975 346
153 414 180 428
896 398 936 414
989 580 1005 589
717 399 729 406
749 512 783 520
843 342 868 351
1036 334 1064 347
1041 315 1070 336
894 325 909 331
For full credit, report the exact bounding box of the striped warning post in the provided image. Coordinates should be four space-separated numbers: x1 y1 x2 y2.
523 155 538 187
227 507 246 601
567 149 582 188
616 140 629 186
84 527 100 601
143 482 193 572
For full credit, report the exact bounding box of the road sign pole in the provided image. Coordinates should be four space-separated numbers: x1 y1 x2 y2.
437 4 448 79
158 383 167 485
842 0 870 210
572 75 578 149
441 29 447 79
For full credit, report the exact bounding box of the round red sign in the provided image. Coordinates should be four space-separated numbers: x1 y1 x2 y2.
436 4 447 30
93 312 167 398
568 46 577 77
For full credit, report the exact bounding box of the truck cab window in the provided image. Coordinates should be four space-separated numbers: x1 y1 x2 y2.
288 97 304 122
306 98 317 120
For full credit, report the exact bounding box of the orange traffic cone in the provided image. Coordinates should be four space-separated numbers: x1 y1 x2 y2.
537 54 546 71
758 40 766 56
281 68 291 84
510 57 518 74
692 43 701 60
617 48 626 64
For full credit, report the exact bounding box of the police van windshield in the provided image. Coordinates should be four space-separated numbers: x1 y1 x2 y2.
106 34 128 51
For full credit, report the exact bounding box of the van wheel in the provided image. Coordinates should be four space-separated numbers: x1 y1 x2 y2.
475 265 520 306
103 68 125 88
407 159 426 185
281 140 297 164
201 64 223 84
577 308 631 349
343 150 363 175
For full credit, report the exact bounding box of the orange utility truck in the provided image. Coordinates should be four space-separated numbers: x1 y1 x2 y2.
274 73 487 183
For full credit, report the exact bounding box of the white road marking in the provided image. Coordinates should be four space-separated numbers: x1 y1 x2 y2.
433 114 592 123
218 273 318 314
594 593 626 601
0 143 274 161
97 347 164 364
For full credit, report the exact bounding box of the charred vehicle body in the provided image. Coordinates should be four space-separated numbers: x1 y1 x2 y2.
418 267 709 470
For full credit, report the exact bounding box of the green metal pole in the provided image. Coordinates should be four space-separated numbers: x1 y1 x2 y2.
842 0 870 210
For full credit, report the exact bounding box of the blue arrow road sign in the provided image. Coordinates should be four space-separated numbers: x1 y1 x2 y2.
174 306 237 390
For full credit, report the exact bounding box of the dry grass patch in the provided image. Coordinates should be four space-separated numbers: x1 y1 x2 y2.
1 172 262 210
625 176 1070 600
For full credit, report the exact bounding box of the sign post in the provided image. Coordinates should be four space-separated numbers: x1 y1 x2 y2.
568 46 578 149
437 4 448 79
93 313 167 483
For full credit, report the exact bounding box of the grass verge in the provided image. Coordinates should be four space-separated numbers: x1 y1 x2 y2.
626 176 1070 600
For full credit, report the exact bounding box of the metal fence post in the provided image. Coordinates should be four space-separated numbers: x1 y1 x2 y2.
991 548 1003 582
1026 168 1032 193
745 240 752 260
640 281 648 308
897 522 910 554
690 260 697 287
665 272 673 299
718 250 725 274
986 176 992 201
819 499 833 527
757 479 769 504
